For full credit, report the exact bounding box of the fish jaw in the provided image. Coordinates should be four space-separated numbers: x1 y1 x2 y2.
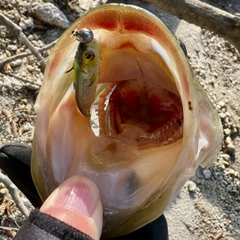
31 4 223 238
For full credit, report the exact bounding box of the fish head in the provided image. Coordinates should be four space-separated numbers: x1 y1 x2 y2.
31 4 223 238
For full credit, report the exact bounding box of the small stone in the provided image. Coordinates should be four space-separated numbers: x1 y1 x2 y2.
219 112 226 119
222 160 229 166
11 59 22 67
203 168 212 179
224 128 231 136
225 136 232 145
44 29 63 42
230 213 236 221
27 65 34 72
23 122 33 132
31 3 70 29
24 17 34 29
227 144 235 154
187 181 197 192
7 44 17 51
3 76 12 89
225 112 231 117
32 34 39 40
19 21 27 30
0 188 8 197
0 31 6 38
28 34 34 41
222 154 230 161
228 169 237 176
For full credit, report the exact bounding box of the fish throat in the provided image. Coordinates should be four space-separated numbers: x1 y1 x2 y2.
89 30 183 149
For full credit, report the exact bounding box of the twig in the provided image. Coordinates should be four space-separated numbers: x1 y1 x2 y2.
0 226 19 231
145 0 240 52
0 11 46 72
214 231 223 240
10 216 21 228
0 39 57 72
2 110 17 137
5 72 41 90
0 172 30 217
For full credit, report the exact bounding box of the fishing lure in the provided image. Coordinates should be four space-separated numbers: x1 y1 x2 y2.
72 28 101 117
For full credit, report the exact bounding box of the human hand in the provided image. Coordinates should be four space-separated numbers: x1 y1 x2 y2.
0 143 168 240
40 176 103 239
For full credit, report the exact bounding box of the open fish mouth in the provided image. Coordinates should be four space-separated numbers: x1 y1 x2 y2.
90 29 183 150
31 4 223 238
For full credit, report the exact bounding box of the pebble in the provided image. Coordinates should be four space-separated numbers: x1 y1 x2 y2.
187 181 197 192
0 188 8 197
227 144 235 154
3 76 12 89
31 3 70 29
224 128 231 136
11 59 22 67
225 136 232 145
203 168 212 179
28 34 34 41
222 160 229 166
230 213 237 221
27 65 34 72
219 112 226 119
20 17 34 30
24 17 34 28
7 44 17 51
23 122 33 132
44 29 63 42
19 22 26 30
222 154 230 161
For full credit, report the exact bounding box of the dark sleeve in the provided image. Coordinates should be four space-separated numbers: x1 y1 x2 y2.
0 143 42 207
14 209 93 240
14 209 168 240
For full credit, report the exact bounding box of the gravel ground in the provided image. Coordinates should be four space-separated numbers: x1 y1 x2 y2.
0 0 240 239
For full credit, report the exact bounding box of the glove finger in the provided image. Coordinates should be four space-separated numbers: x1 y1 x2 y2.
0 143 42 207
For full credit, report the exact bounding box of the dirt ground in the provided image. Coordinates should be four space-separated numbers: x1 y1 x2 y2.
0 0 240 239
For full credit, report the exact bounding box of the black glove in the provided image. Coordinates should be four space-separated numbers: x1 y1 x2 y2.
0 143 42 207
0 143 168 240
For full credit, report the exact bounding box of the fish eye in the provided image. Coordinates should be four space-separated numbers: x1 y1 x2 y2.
84 51 95 60
72 28 94 44
178 39 188 57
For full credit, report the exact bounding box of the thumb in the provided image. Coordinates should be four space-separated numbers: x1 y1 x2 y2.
40 176 103 240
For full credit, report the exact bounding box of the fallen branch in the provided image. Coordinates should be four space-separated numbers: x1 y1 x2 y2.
0 11 46 72
0 39 57 72
0 171 30 217
145 0 240 52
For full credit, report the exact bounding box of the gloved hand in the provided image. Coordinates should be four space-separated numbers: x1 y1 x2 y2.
0 143 169 240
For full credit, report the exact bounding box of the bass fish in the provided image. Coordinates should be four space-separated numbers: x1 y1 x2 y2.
31 4 223 238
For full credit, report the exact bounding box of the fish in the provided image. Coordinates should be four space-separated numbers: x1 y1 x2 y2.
31 4 223 238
